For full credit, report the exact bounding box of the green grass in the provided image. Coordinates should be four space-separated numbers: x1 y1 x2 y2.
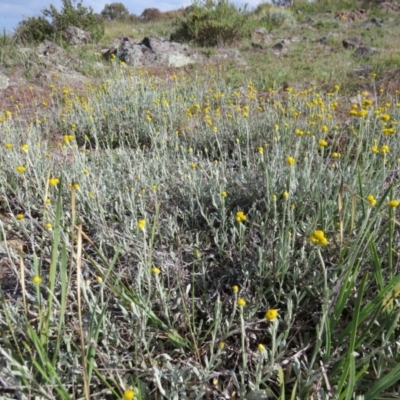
1 1 400 399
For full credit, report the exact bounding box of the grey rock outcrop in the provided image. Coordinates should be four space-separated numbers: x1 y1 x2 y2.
102 36 200 68
63 26 91 45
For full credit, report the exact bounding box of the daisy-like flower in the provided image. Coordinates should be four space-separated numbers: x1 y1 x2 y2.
265 309 279 321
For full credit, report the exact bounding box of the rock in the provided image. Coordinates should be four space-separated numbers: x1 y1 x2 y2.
251 27 272 43
251 42 264 50
354 46 377 58
102 36 200 68
364 17 383 28
379 1 400 12
272 39 291 51
63 26 91 45
0 72 9 90
342 37 363 49
37 40 63 56
335 9 367 21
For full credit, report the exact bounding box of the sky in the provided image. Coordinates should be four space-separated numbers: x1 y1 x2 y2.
0 0 265 33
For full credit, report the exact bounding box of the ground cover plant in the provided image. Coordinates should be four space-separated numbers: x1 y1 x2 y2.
1 0 400 399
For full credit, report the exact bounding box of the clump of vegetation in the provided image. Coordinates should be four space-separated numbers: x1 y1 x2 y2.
140 7 163 22
100 2 130 21
14 16 55 44
254 3 297 29
171 0 254 46
14 0 104 44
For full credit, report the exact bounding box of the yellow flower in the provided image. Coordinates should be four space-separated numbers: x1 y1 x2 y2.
97 276 103 283
310 230 328 245
16 213 24 220
63 135 75 144
257 343 266 351
332 152 341 159
388 200 399 208
21 144 29 152
152 185 157 191
32 275 42 285
232 285 239 293
45 197 51 205
371 145 379 154
257 146 264 154
218 341 225 349
357 109 368 117
237 298 246 307
380 113 390 122
49 177 59 186
16 165 26 173
5 143 13 150
282 191 289 199
152 266 161 275
83 168 89 174
366 195 377 207
318 139 328 148
69 182 80 190
123 389 135 400
45 222 53 230
381 145 389 154
236 211 247 222
137 219 146 230
221 191 227 197
265 309 279 321
286 156 296 165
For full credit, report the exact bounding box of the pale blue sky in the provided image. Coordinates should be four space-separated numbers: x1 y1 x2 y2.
0 0 265 32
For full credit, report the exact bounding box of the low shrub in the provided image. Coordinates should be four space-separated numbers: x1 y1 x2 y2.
14 16 55 44
171 0 254 46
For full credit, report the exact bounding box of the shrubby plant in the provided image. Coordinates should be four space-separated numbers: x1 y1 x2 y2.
171 0 254 46
100 2 130 21
14 0 105 44
14 16 55 44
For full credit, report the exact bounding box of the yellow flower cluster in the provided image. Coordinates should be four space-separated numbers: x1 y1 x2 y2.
310 230 328 245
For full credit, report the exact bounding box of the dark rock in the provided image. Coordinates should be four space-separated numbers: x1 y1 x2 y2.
342 37 363 49
354 46 377 58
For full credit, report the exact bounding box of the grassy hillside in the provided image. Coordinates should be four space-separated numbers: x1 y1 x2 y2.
1 0 400 399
